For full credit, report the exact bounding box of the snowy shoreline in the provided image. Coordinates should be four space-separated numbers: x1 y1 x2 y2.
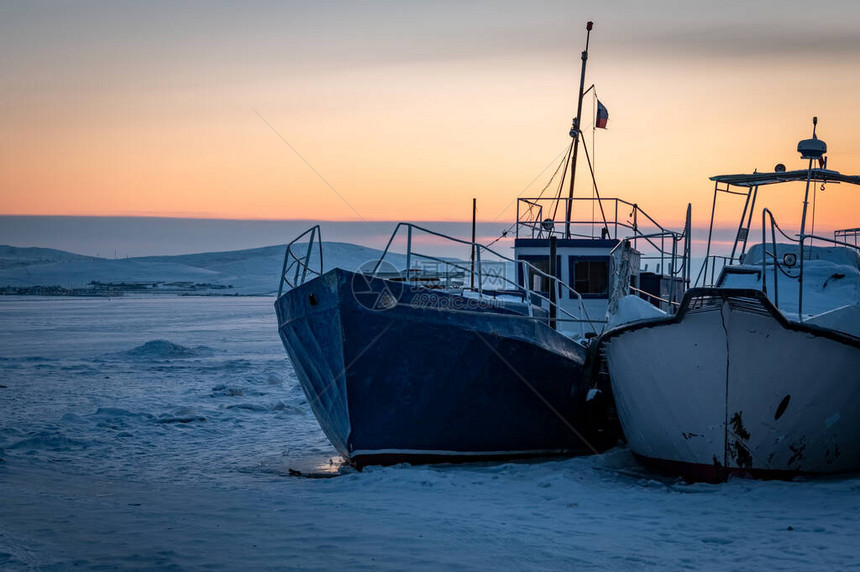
0 243 408 297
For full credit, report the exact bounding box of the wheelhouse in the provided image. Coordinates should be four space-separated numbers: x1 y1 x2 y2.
514 196 690 324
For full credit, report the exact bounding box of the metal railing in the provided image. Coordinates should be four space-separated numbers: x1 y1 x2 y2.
836 227 860 247
758 209 798 309
517 196 675 243
278 225 323 297
371 222 599 337
757 210 860 317
276 222 601 337
696 179 758 287
697 255 734 287
517 196 691 289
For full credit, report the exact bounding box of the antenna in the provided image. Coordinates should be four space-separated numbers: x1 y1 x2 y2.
797 116 826 320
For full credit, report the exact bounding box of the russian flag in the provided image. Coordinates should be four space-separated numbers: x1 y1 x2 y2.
596 100 609 129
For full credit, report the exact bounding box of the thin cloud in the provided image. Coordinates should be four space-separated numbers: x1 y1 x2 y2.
628 26 860 59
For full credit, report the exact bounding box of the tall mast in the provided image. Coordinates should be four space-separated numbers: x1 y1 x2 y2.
564 21 593 239
796 116 826 319
798 117 819 245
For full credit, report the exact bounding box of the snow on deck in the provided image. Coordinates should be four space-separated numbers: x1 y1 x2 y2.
717 243 860 327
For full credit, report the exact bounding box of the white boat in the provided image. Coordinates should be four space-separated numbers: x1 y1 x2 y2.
601 118 860 481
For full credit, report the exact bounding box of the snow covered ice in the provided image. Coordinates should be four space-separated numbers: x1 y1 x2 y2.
1 296 860 570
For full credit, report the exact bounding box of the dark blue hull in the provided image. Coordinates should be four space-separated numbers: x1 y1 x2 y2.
275 268 614 466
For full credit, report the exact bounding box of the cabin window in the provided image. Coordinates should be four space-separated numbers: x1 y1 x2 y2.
532 259 553 293
570 258 609 297
517 255 560 296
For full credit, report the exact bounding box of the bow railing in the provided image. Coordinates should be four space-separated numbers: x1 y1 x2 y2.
278 225 323 296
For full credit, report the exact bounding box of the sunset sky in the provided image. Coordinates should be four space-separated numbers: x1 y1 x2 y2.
3 1 860 234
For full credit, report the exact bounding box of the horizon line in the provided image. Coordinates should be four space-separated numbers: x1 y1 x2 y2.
0 213 719 227
0 213 504 223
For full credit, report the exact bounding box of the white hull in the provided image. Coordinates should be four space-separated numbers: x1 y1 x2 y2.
603 290 860 481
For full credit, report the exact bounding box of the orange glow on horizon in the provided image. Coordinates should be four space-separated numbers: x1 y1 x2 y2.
3 6 860 234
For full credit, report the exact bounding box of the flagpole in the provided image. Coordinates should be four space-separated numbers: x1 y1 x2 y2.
565 21 593 239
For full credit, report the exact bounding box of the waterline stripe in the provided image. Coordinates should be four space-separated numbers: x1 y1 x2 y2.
350 448 573 457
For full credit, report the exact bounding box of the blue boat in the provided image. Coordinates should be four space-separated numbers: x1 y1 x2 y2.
274 22 690 467
275 263 606 466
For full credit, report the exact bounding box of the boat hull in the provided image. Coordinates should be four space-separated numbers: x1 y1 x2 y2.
276 268 614 466
602 288 860 482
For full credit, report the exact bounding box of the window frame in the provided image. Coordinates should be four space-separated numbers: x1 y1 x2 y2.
516 254 562 297
568 256 610 299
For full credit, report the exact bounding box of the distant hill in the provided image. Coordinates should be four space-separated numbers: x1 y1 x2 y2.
0 245 99 270
0 242 407 296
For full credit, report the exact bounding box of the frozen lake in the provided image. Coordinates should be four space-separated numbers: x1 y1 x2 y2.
1 296 859 570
